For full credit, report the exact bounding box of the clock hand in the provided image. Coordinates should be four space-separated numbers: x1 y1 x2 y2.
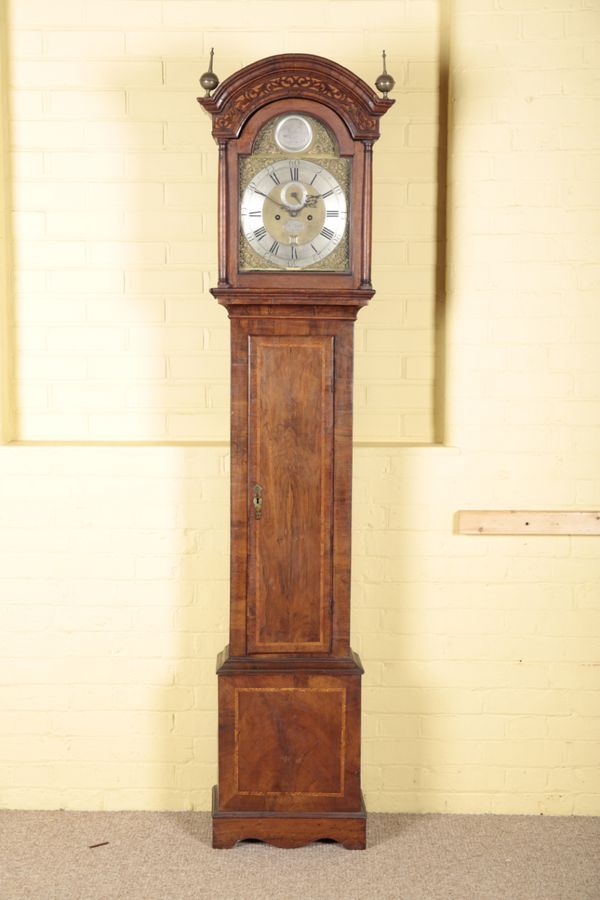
303 194 321 208
253 189 292 213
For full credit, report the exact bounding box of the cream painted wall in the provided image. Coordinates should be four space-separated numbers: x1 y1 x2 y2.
6 0 438 443
1 0 599 815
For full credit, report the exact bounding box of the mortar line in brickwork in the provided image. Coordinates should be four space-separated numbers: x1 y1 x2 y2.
7 440 454 450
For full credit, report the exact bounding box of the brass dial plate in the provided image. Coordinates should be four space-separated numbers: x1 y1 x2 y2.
239 115 350 273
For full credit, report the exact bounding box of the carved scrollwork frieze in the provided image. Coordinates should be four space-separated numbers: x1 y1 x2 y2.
212 74 379 137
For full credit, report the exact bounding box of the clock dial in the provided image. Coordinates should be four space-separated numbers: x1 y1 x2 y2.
274 115 313 153
240 159 347 270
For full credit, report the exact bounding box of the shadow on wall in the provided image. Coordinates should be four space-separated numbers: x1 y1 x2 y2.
121 51 231 810
434 3 452 446
356 17 453 812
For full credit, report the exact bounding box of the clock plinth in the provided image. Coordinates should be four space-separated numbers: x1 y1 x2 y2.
213 648 365 845
198 54 393 850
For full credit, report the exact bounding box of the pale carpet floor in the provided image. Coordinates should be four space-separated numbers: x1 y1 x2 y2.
1 810 599 900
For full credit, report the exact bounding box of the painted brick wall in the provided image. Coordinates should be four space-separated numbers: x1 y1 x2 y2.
1 0 599 816
7 0 438 444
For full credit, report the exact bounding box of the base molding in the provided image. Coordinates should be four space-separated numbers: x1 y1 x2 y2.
211 786 366 850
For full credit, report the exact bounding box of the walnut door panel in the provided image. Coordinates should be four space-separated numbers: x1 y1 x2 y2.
218 672 362 812
247 335 334 654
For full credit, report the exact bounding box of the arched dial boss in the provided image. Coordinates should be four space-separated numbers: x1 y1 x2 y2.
240 158 347 270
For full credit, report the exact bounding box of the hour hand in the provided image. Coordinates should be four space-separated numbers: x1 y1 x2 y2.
303 194 320 208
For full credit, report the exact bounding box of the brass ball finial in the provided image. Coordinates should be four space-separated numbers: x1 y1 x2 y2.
200 47 219 97
375 50 395 98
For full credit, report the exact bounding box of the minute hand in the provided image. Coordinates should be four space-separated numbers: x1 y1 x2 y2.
253 189 290 212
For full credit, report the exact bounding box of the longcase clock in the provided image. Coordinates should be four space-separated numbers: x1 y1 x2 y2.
198 53 393 850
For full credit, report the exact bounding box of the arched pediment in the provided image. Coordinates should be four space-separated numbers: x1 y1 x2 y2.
198 53 394 141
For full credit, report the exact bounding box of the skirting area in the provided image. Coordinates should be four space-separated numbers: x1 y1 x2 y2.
1 811 599 899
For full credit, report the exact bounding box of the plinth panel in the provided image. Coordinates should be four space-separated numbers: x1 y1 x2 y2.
218 669 362 812
237 686 344 795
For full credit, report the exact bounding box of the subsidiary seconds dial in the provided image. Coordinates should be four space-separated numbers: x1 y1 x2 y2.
240 159 347 269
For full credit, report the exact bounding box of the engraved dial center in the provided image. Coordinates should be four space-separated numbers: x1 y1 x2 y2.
262 184 326 246
281 181 307 210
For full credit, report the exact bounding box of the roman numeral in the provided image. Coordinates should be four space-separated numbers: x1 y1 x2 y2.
310 172 319 185
290 245 298 260
253 227 267 240
326 210 339 217
269 170 280 184
248 210 262 217
269 240 280 255
320 227 335 240
321 189 334 199
289 164 299 181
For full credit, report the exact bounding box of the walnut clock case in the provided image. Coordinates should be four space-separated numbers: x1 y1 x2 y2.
198 54 393 850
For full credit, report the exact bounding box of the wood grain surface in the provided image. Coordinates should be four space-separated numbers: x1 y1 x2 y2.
457 510 600 535
248 335 333 654
217 669 362 814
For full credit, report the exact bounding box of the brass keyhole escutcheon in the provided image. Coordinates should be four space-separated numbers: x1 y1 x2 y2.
253 484 263 519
